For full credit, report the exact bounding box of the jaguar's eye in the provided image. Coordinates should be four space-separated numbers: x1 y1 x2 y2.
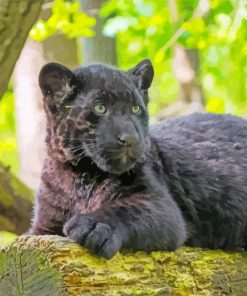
94 104 107 114
132 105 141 114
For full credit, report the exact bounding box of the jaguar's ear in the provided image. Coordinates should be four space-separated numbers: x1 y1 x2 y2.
128 59 154 92
39 62 77 113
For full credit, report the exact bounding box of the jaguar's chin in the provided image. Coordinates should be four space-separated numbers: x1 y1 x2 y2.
104 150 140 175
83 144 142 175
86 153 136 175
108 161 137 175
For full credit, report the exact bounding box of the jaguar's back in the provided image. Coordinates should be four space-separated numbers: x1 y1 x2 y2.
150 113 247 249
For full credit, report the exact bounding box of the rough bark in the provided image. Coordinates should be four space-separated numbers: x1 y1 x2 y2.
81 0 117 65
0 0 44 99
172 46 205 105
1 235 247 295
0 162 33 235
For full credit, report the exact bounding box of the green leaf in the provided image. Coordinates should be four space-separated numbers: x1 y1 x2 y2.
206 97 225 113
30 0 96 41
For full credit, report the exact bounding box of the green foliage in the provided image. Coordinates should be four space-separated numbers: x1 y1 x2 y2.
99 0 247 116
27 0 247 116
0 85 18 172
0 232 17 247
29 0 96 41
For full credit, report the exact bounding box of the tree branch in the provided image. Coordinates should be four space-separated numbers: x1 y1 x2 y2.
0 162 33 234
0 0 44 99
1 235 247 295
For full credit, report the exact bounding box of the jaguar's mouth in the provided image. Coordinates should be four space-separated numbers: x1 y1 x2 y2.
76 142 142 174
105 148 140 174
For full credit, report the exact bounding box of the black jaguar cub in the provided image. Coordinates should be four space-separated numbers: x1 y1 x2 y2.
30 59 247 259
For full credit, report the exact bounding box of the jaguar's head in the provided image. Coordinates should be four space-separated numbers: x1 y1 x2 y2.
39 59 154 175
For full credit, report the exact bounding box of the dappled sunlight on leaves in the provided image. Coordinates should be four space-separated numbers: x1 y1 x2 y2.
29 0 96 41
98 0 247 117
0 86 18 172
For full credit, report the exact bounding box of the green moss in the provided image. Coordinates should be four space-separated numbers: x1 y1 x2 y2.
2 236 247 295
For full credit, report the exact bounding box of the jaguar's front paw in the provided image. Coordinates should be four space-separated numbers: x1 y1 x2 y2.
63 214 122 259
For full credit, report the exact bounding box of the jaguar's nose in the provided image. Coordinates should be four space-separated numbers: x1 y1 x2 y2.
117 133 139 147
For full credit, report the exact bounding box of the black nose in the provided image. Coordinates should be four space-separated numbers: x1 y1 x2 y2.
117 133 139 147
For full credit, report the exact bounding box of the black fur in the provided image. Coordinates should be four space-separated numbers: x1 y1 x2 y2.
30 59 247 259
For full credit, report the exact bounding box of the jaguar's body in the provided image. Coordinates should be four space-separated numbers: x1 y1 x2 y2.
30 59 247 259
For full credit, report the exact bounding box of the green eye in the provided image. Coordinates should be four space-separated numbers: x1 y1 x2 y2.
94 104 107 114
65 105 73 109
132 105 141 114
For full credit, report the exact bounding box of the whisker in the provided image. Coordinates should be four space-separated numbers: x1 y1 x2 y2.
144 151 153 161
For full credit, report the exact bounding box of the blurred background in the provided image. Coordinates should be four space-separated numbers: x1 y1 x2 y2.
0 0 247 244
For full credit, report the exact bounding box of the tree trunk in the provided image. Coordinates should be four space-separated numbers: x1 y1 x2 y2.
169 0 207 106
156 47 205 120
0 162 33 235
1 235 247 295
0 0 44 99
13 39 47 190
173 46 205 105
81 0 117 65
156 0 208 119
